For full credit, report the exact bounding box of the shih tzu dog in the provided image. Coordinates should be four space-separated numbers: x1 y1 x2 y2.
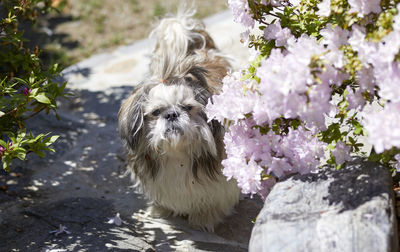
118 8 240 231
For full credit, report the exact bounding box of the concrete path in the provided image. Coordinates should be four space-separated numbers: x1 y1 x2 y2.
61 10 251 91
0 10 262 252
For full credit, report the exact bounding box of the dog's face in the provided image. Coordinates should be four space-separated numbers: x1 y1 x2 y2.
118 74 224 179
144 82 213 152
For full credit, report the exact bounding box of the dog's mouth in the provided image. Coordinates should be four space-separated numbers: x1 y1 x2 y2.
164 125 183 137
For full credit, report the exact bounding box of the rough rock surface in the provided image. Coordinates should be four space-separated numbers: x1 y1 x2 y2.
0 11 263 252
249 161 398 252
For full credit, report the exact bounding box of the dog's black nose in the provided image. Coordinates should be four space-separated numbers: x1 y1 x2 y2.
164 111 180 121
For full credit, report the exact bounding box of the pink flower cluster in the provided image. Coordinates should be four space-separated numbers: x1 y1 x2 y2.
348 8 400 154
207 25 352 197
211 1 400 198
220 118 325 197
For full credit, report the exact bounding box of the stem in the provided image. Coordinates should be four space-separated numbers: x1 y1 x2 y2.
259 19 272 26
1 107 17 117
267 12 280 18
22 107 45 120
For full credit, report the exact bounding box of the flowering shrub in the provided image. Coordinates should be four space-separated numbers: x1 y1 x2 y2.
206 0 400 198
0 0 67 171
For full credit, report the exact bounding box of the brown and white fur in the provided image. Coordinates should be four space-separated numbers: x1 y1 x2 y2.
118 8 240 231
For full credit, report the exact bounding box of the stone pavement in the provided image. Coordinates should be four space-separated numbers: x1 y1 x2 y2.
0 10 262 252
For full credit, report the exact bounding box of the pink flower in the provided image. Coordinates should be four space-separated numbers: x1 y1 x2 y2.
22 87 31 96
228 0 255 28
258 178 276 200
348 0 381 17
1 142 14 155
320 24 349 50
348 25 378 66
356 67 375 93
264 21 294 47
316 0 331 16
363 102 400 153
279 127 326 174
373 61 400 104
206 71 256 123
222 157 263 195
346 86 366 110
332 141 352 165
269 157 292 178
300 83 331 131
395 154 400 172
0 145 5 156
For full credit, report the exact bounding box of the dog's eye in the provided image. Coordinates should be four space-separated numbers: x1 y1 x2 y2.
183 105 193 111
184 76 193 82
152 109 161 116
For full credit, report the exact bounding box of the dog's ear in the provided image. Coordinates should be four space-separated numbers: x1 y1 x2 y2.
118 85 146 151
209 118 225 161
192 120 224 181
193 112 225 181
193 152 220 181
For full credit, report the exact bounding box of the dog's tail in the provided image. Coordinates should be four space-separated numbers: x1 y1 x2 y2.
149 5 217 79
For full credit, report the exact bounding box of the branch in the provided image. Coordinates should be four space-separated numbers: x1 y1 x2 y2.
21 107 45 120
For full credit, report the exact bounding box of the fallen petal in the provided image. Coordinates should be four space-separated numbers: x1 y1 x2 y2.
107 213 122 226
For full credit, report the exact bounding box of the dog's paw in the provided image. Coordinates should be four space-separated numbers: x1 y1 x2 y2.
148 205 174 218
188 210 224 232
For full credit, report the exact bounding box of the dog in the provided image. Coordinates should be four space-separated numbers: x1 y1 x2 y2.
118 8 240 231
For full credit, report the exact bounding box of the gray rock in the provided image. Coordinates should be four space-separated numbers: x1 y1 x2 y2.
249 161 398 252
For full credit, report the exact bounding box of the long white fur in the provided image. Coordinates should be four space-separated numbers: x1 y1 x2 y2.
150 151 239 231
142 84 240 231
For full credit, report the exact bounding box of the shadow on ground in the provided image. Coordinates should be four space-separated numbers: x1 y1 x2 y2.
0 86 262 251
2 197 148 251
19 12 81 69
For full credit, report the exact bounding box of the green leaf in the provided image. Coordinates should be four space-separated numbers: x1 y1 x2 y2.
30 88 39 96
3 159 10 172
47 135 59 144
46 147 56 153
34 133 45 141
0 139 7 147
368 151 381 162
14 151 26 160
35 151 45 158
319 123 342 143
354 124 363 135
34 93 51 104
12 77 28 85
